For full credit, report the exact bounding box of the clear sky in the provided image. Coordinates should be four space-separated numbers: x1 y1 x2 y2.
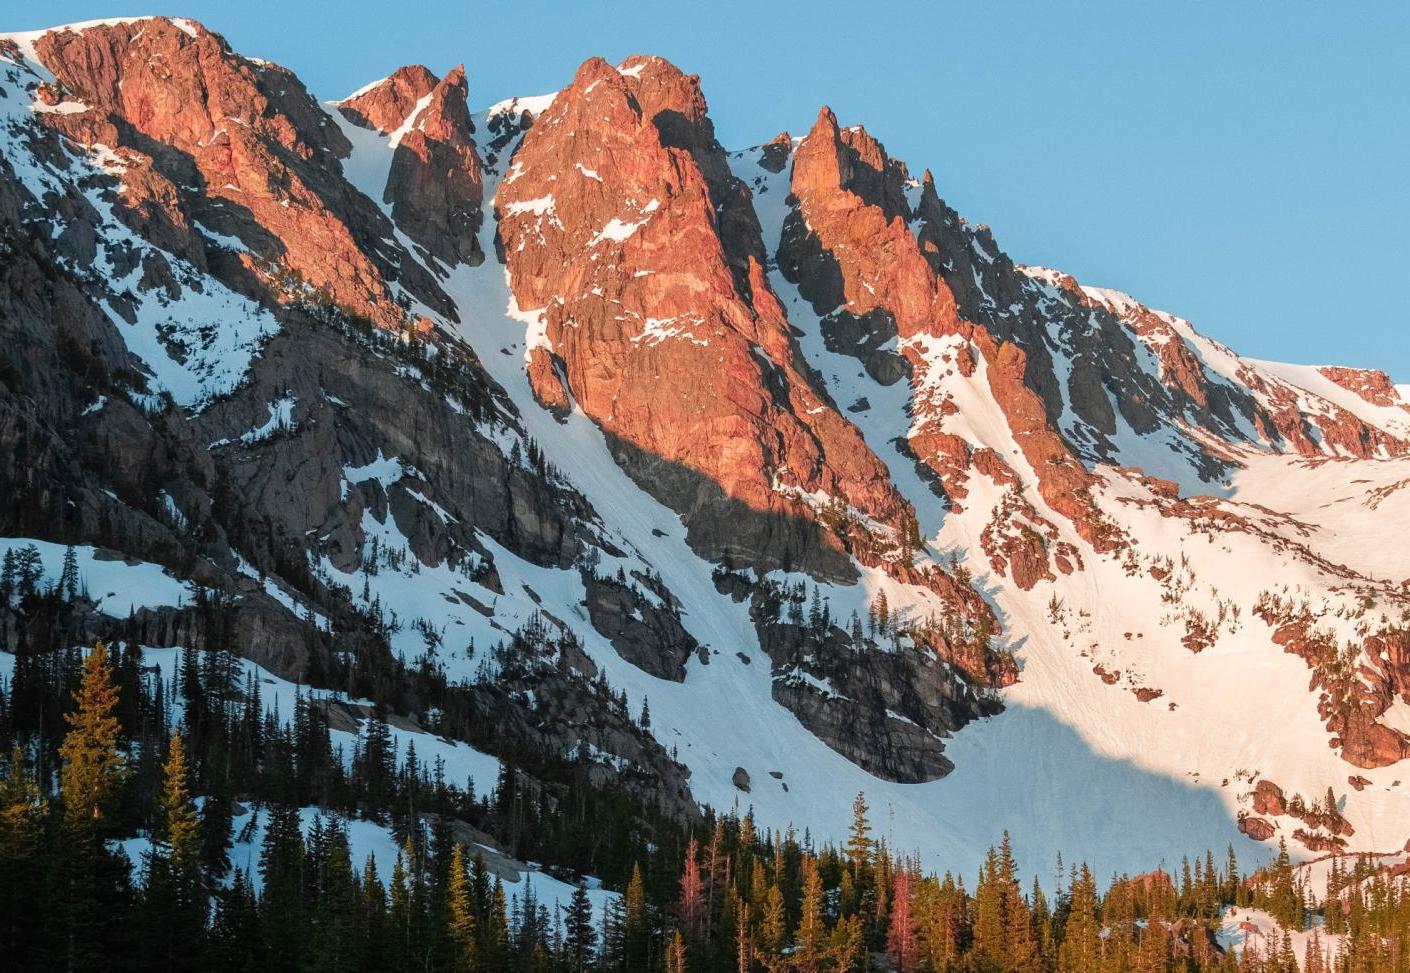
16 2 1410 379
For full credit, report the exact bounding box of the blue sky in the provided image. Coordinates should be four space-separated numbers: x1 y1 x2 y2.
17 2 1410 378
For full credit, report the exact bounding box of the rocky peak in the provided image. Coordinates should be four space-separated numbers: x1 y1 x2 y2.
779 106 1119 568
620 54 767 295
782 106 956 340
497 55 924 581
379 63 485 267
758 131 793 173
29 16 452 327
791 108 911 223
337 64 439 133
616 54 709 127
1318 366 1408 410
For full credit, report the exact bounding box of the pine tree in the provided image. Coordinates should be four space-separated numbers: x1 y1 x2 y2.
0 746 48 967
564 880 597 971
735 902 752 973
624 861 649 972
665 929 688 973
997 833 1039 973
971 845 1006 973
918 871 967 973
679 834 705 937
794 855 828 969
601 891 626 971
60 545 79 601
1303 924 1325 973
59 642 125 825
888 869 919 972
481 879 511 970
831 914 865 972
758 882 786 961
159 731 202 875
446 843 478 971
209 870 261 973
0 548 15 604
144 730 206 971
1264 839 1303 930
308 820 360 973
362 855 393 972
846 791 872 880
200 789 234 881
56 641 129 972
1058 864 1100 973
259 804 307 971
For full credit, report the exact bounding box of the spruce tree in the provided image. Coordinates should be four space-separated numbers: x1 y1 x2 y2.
1058 864 1100 973
59 545 79 601
159 731 202 875
564 880 597 971
446 843 478 970
887 869 919 972
679 835 705 937
794 855 828 968
259 804 307 972
59 642 125 825
56 641 128 972
0 746 48 966
144 730 206 972
481 879 511 970
664 929 687 973
624 861 649 972
208 870 260 973
845 792 872 881
971 845 1006 973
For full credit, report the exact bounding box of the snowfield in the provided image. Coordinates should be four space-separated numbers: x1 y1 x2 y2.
0 538 192 615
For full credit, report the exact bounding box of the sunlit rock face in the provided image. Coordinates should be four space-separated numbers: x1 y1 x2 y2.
4 16 1410 874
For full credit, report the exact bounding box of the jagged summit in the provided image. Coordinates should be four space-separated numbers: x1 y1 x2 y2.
2 15 1408 882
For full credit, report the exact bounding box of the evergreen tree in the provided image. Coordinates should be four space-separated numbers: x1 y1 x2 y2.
1058 864 1100 973
209 870 261 973
971 845 1006 973
664 930 687 973
60 545 79 601
624 861 650 972
159 731 202 875
481 880 511 970
0 746 48 967
59 642 125 824
845 792 872 881
565 880 598 971
758 880 787 963
794 855 828 969
679 835 705 938
259 804 307 972
56 641 129 972
143 730 206 972
887 869 919 973
446 843 478 970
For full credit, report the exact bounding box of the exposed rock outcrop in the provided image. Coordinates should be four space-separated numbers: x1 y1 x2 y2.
497 58 922 583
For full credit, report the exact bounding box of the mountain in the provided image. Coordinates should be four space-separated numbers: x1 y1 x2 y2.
2 15 1408 883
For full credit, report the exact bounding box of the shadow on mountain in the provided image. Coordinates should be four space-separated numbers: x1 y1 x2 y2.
600 430 860 583
932 699 1267 880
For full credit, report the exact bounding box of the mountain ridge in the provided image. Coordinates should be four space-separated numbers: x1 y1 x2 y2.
2 14 1408 882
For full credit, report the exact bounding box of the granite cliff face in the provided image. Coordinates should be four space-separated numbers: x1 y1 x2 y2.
3 17 1409 866
497 58 918 583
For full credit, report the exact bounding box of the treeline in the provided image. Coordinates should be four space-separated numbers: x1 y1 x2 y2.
3 643 1410 972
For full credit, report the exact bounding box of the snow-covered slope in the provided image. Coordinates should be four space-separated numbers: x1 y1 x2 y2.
3 17 1408 885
